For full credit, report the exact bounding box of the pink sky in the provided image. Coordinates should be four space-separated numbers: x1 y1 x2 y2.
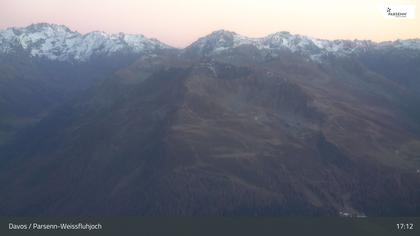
0 0 419 47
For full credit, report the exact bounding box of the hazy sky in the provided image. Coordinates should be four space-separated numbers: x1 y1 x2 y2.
0 0 419 47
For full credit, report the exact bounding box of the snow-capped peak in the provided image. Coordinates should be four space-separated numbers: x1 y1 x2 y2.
186 30 249 55
0 23 171 61
378 39 420 50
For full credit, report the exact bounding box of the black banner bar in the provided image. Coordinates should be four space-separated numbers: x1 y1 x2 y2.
2 217 419 236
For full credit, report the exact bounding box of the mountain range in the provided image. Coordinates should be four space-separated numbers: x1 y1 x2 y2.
0 23 419 216
0 23 169 61
2 24 420 61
